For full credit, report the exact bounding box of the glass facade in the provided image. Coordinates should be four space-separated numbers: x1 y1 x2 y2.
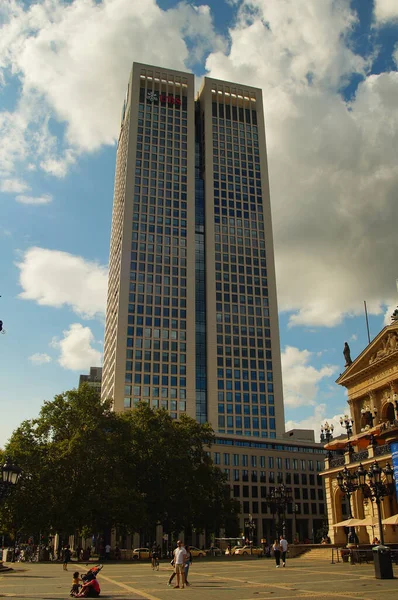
195 103 207 423
124 80 189 417
210 94 274 438
103 65 284 438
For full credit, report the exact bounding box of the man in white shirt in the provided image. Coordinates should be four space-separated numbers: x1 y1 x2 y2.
173 541 187 588
279 536 288 567
105 543 111 560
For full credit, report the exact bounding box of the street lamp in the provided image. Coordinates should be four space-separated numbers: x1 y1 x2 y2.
244 513 256 553
292 503 299 543
392 393 398 418
0 457 22 500
336 466 359 519
357 461 395 546
0 457 21 566
265 484 293 540
320 422 334 443
340 415 354 439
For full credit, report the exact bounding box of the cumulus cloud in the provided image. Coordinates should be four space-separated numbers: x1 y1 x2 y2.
16 193 52 205
285 405 346 440
204 0 398 327
0 0 224 177
281 346 338 408
3 0 398 330
40 151 76 178
0 178 30 193
17 247 108 319
374 0 398 23
29 352 52 365
51 323 102 370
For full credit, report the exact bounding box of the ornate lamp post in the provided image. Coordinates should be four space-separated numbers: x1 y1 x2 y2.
357 461 395 546
265 484 293 539
292 503 299 543
340 415 354 439
0 458 21 566
244 513 256 553
336 466 359 519
392 392 398 418
0 458 22 501
320 422 334 443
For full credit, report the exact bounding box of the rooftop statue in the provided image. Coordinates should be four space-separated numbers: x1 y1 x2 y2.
343 342 352 368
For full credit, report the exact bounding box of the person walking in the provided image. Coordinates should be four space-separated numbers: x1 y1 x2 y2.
184 546 192 586
280 535 288 567
167 556 176 587
63 545 72 571
272 539 281 568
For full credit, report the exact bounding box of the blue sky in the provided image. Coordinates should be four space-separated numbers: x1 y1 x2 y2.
1 0 398 445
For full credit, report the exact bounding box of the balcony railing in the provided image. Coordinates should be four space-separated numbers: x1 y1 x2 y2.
350 449 369 463
375 443 391 457
329 456 345 468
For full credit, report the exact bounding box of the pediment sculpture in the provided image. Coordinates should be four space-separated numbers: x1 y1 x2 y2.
369 331 398 365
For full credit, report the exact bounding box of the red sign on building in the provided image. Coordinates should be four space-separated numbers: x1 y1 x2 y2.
160 94 181 106
147 91 181 106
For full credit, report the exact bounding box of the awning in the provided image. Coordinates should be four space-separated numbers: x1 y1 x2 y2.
333 518 364 527
359 515 379 527
382 514 398 525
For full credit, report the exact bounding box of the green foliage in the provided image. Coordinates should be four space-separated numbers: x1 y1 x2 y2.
0 387 239 540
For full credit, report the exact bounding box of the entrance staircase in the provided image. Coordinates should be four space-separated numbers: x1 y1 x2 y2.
292 545 339 561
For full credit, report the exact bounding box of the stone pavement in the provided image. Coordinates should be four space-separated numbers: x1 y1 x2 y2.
0 557 396 600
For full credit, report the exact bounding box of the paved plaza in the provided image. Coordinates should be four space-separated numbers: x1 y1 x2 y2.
0 557 396 600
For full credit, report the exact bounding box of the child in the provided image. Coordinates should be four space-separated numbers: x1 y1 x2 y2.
70 571 81 597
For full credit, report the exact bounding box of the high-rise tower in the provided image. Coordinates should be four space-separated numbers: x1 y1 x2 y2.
102 62 284 438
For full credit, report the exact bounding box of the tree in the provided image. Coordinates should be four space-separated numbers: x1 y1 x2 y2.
1 388 240 542
1 386 144 538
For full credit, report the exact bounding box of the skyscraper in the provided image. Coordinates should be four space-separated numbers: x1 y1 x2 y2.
102 63 325 544
102 62 284 437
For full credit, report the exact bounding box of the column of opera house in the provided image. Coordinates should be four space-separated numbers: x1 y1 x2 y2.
322 322 398 545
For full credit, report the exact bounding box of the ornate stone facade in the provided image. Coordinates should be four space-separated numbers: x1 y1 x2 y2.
322 323 398 544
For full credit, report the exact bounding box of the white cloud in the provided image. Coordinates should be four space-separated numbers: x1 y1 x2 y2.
281 345 338 408
383 302 398 325
204 0 398 327
16 193 52 205
0 0 224 177
2 1 398 330
374 0 398 23
285 405 346 441
40 149 76 178
0 178 30 193
52 323 102 370
29 352 52 365
17 247 108 319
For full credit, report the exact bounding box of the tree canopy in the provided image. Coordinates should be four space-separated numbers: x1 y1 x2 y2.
0 385 239 540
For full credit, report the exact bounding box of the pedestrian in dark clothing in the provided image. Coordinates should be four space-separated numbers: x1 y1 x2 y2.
272 540 281 568
184 546 192 586
63 545 72 571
